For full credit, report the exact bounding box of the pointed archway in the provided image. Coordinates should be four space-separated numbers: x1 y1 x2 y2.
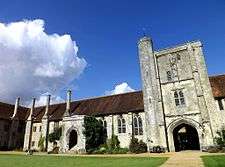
173 123 200 152
69 130 77 150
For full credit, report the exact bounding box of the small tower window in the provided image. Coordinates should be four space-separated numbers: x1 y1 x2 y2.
217 99 224 110
174 90 185 106
167 71 172 81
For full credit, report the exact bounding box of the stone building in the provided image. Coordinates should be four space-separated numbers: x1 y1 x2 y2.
0 36 224 152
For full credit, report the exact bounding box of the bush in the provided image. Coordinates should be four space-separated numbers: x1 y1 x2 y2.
208 146 220 153
83 116 107 152
129 138 147 154
107 134 120 150
214 129 225 149
111 148 129 154
38 135 45 152
48 127 62 143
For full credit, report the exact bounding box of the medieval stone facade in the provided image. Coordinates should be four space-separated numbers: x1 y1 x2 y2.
0 36 224 153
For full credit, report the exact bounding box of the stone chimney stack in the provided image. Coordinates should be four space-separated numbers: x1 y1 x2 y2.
29 98 36 120
66 90 72 113
12 97 20 119
28 98 35 150
44 94 51 118
44 94 51 152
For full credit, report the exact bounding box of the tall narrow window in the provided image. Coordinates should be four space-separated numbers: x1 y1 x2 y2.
54 121 59 132
167 71 172 81
174 90 185 106
33 126 36 132
133 114 143 135
118 116 126 133
218 99 224 110
118 118 122 133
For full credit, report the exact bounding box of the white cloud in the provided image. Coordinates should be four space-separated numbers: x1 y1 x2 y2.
0 19 87 105
33 92 64 107
105 82 135 95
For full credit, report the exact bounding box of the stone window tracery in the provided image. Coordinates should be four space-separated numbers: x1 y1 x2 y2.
133 114 143 135
174 90 185 106
118 116 126 133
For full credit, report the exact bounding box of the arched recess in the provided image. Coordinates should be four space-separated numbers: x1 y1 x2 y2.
66 126 79 150
167 118 202 152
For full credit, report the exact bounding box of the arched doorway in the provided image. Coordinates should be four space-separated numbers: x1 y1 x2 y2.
69 130 77 150
173 123 200 152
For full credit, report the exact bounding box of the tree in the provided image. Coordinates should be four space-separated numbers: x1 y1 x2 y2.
38 135 45 152
214 129 225 149
83 116 107 151
48 127 62 143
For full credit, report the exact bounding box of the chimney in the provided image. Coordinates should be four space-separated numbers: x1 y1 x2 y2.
44 94 51 118
12 97 20 119
66 90 72 113
28 98 36 120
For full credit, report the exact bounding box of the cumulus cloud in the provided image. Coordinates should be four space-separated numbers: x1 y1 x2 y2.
0 19 87 105
33 93 64 107
105 82 135 95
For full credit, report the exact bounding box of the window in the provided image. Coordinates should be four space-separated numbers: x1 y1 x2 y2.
118 116 126 133
54 121 59 131
133 114 143 135
167 71 172 81
33 126 36 132
31 141 35 147
174 90 185 106
103 120 107 129
39 126 42 132
217 99 224 110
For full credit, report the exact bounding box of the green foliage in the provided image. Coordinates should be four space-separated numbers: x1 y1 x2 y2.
107 134 120 150
92 147 129 154
83 116 107 151
38 135 45 152
48 127 62 143
214 129 225 149
129 137 147 154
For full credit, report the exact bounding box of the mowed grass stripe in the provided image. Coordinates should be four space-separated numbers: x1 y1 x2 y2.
0 154 168 167
201 155 225 167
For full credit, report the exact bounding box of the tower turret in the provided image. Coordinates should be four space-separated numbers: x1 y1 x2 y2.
138 36 161 150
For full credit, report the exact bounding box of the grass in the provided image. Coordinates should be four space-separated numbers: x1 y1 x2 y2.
0 154 167 167
201 155 225 167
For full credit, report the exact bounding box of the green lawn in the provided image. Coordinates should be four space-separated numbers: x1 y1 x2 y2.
201 155 225 167
0 154 167 167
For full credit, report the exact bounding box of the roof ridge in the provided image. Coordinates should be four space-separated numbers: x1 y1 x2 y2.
209 74 225 78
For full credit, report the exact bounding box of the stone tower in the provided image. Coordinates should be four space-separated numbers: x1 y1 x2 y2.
138 36 166 150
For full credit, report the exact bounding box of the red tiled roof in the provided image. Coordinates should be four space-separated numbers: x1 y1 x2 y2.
209 74 225 98
0 102 29 120
33 91 144 122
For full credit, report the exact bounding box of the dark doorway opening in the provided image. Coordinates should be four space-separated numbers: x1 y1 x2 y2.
69 130 77 150
173 123 200 152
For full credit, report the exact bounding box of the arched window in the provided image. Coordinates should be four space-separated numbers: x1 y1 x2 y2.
167 71 172 81
118 116 126 133
174 90 185 106
133 114 143 135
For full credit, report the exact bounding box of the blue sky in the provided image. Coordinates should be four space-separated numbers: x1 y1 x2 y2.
0 0 225 103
